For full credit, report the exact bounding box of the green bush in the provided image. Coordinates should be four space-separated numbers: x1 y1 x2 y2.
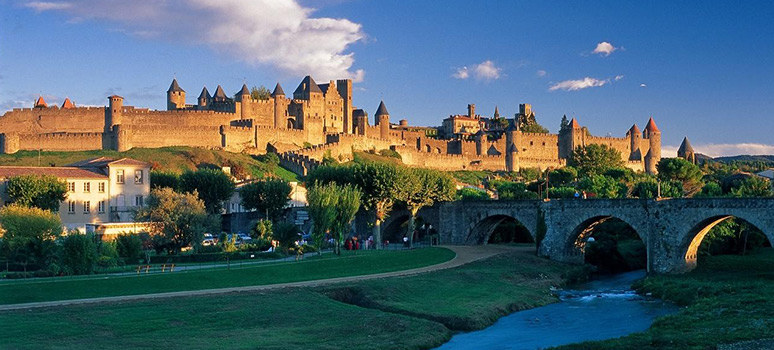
61 233 98 275
96 241 119 268
115 233 144 264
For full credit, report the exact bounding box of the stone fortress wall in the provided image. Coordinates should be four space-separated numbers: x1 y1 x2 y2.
0 75 663 175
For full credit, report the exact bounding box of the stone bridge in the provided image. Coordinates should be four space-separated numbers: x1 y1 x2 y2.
430 198 774 273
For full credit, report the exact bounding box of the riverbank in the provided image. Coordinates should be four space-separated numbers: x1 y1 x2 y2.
0 246 586 349
554 248 774 349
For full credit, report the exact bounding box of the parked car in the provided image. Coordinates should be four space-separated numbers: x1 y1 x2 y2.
202 233 216 246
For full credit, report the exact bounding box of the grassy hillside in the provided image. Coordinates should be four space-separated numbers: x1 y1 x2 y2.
0 147 299 182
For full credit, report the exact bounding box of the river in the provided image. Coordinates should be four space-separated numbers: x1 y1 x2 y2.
435 270 678 350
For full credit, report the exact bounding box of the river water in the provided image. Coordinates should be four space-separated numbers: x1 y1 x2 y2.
435 270 678 350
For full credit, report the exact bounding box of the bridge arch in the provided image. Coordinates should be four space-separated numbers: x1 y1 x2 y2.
566 215 647 255
467 214 534 245
680 214 773 272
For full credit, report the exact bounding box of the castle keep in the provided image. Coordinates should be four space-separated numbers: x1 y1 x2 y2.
0 76 661 174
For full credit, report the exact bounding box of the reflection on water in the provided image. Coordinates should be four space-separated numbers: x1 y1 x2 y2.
436 270 677 350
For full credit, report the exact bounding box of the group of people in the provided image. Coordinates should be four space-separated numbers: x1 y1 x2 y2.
344 235 376 250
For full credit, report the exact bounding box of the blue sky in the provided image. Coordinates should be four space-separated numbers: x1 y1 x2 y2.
1 0 773 156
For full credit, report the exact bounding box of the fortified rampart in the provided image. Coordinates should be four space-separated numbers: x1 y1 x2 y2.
0 77 663 177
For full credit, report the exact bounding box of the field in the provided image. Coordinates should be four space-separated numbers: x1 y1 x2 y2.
0 147 299 182
0 248 585 350
0 248 455 305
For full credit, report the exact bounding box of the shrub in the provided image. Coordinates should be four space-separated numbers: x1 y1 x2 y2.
61 233 98 275
115 233 144 264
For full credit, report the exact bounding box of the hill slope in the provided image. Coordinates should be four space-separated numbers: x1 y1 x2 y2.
0 147 299 182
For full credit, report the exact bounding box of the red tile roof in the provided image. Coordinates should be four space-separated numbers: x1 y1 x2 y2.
66 157 152 168
570 117 581 129
35 96 47 108
0 166 107 179
61 97 75 109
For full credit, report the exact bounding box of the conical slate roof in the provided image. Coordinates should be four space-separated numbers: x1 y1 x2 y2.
198 86 211 99
61 97 75 109
213 85 228 100
293 75 323 96
271 83 285 96
678 137 694 154
645 117 659 132
375 101 389 116
236 84 250 96
167 79 185 93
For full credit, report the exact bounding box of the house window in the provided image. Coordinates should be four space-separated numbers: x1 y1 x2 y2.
98 201 105 213
116 170 125 184
135 170 143 184
83 201 90 213
98 182 105 193
83 182 90 193
68 182 76 192
68 201 76 214
135 195 144 207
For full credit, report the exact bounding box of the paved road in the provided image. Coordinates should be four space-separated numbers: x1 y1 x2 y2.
0 245 524 312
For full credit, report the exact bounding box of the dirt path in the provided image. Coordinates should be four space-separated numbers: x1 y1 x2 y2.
0 245 526 312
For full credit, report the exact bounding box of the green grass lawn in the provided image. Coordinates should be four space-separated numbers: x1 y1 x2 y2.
0 146 300 182
0 248 455 305
554 248 774 349
0 248 585 350
325 249 588 331
0 289 450 350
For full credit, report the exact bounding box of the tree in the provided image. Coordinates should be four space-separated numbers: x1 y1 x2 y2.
150 171 180 191
115 233 144 264
240 178 292 220
6 174 68 212
307 162 402 249
457 187 490 201
272 222 302 253
493 181 539 200
135 188 210 254
657 158 704 196
179 169 235 214
632 179 683 198
396 168 455 247
61 233 98 275
307 182 361 255
577 175 627 198
331 184 362 255
548 167 577 187
251 85 272 100
0 204 62 273
729 176 772 197
307 184 338 254
568 144 625 177
696 182 723 197
516 113 549 133
352 162 404 248
559 115 570 131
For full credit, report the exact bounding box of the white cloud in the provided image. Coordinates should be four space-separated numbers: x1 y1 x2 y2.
474 60 501 80
24 1 72 11
695 143 774 157
592 41 617 56
20 0 366 81
536 70 547 77
614 75 624 81
640 83 647 87
453 60 501 81
453 66 469 79
549 77 609 91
